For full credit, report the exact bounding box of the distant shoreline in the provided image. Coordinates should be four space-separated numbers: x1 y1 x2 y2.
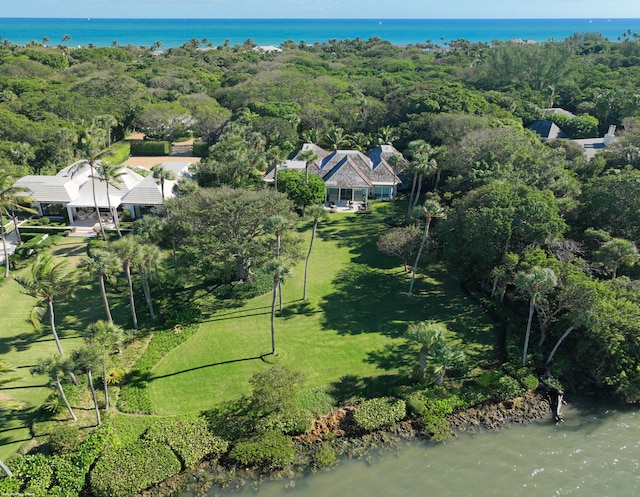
1 18 639 48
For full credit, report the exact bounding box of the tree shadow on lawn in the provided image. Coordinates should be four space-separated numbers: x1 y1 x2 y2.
329 373 414 404
149 354 270 381
0 331 44 354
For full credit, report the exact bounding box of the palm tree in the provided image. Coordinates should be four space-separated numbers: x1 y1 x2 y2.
301 129 320 144
16 255 76 356
110 237 141 329
70 345 102 426
264 216 291 311
139 244 160 319
77 127 108 240
405 140 438 219
81 249 120 324
429 342 465 385
377 125 398 145
266 261 291 355
405 321 446 376
515 266 558 365
0 173 36 277
93 114 118 149
8 141 35 166
95 162 125 237
350 132 371 152
303 205 328 300
407 200 445 297
152 164 176 200
324 127 350 150
84 320 124 410
30 355 78 421
297 149 318 183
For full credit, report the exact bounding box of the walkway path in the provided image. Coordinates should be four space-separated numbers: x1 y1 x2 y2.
0 230 19 265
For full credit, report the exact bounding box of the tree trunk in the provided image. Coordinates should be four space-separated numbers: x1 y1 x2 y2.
102 360 109 410
139 264 155 319
90 162 107 241
106 185 122 238
0 459 12 478
433 167 442 191
55 379 77 421
48 298 64 356
406 171 418 220
419 345 427 376
278 280 283 312
411 174 424 211
522 294 536 365
98 274 113 324
125 262 139 330
270 278 277 355
435 369 445 386
303 220 318 300
12 212 22 246
407 218 432 297
87 370 101 426
546 324 576 366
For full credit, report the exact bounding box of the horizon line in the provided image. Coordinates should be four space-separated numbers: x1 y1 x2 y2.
1 17 639 21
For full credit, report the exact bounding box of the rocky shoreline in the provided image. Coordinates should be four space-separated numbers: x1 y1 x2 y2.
138 391 553 497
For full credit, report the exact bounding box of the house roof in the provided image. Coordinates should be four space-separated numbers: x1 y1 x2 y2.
122 176 164 205
323 157 373 189
527 120 569 142
15 175 82 204
270 145 402 190
67 193 123 209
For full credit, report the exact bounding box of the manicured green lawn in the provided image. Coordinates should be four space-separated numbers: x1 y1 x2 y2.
0 236 127 460
149 205 497 415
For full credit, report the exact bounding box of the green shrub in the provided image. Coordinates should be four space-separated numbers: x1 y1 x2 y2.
407 390 466 442
4 453 53 497
495 375 523 401
144 417 229 468
118 325 199 414
256 407 313 435
90 440 180 497
192 140 210 157
312 443 337 469
521 374 539 391
130 140 171 156
352 397 406 431
229 430 295 469
48 424 84 455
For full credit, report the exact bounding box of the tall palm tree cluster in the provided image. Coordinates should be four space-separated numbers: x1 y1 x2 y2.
12 232 162 427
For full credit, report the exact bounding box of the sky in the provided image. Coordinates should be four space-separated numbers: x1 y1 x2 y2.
2 0 639 19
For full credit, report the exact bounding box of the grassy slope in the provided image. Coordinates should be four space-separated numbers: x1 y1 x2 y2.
0 237 90 460
149 205 496 415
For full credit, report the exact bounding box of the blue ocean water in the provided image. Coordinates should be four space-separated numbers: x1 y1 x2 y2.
0 18 639 48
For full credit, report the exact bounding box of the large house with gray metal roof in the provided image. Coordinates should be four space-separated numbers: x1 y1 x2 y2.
15 160 191 225
265 143 402 205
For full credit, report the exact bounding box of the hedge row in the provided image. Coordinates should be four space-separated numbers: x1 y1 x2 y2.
118 325 199 414
228 429 295 469
130 140 171 156
99 141 130 164
192 140 210 157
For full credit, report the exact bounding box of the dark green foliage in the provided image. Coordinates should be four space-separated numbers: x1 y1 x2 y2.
47 424 84 455
0 426 109 497
130 140 171 156
312 444 338 469
118 325 199 414
192 140 210 157
249 365 304 417
352 397 406 431
276 169 326 211
228 430 295 469
406 390 465 441
23 49 69 70
143 417 229 468
256 407 314 436
90 440 180 497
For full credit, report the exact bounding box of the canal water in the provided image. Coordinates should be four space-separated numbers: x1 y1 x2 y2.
188 399 640 496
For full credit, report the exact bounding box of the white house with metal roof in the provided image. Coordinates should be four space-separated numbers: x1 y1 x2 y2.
15 160 192 225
